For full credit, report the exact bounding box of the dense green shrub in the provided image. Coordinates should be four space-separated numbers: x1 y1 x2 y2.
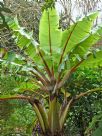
64 67 102 136
0 75 35 136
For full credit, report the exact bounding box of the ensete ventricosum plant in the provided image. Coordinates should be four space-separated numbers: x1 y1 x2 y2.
0 7 102 136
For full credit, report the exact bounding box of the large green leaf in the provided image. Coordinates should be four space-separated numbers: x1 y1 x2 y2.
58 16 101 73
80 50 102 68
61 12 98 58
1 51 28 68
39 8 62 68
39 8 62 53
70 25 102 59
8 18 40 63
63 25 102 70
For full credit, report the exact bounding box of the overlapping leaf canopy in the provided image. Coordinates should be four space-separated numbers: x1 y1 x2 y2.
1 8 102 89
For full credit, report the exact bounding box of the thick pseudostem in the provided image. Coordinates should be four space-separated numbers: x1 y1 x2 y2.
0 88 101 136
31 88 102 136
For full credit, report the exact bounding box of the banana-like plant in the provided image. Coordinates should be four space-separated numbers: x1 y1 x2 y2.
0 8 102 136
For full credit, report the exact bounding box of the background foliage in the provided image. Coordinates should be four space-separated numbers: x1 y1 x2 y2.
0 75 35 136
65 68 102 136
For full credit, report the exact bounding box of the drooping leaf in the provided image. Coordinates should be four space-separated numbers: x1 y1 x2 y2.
8 18 40 63
0 94 28 100
14 82 40 93
80 50 102 68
